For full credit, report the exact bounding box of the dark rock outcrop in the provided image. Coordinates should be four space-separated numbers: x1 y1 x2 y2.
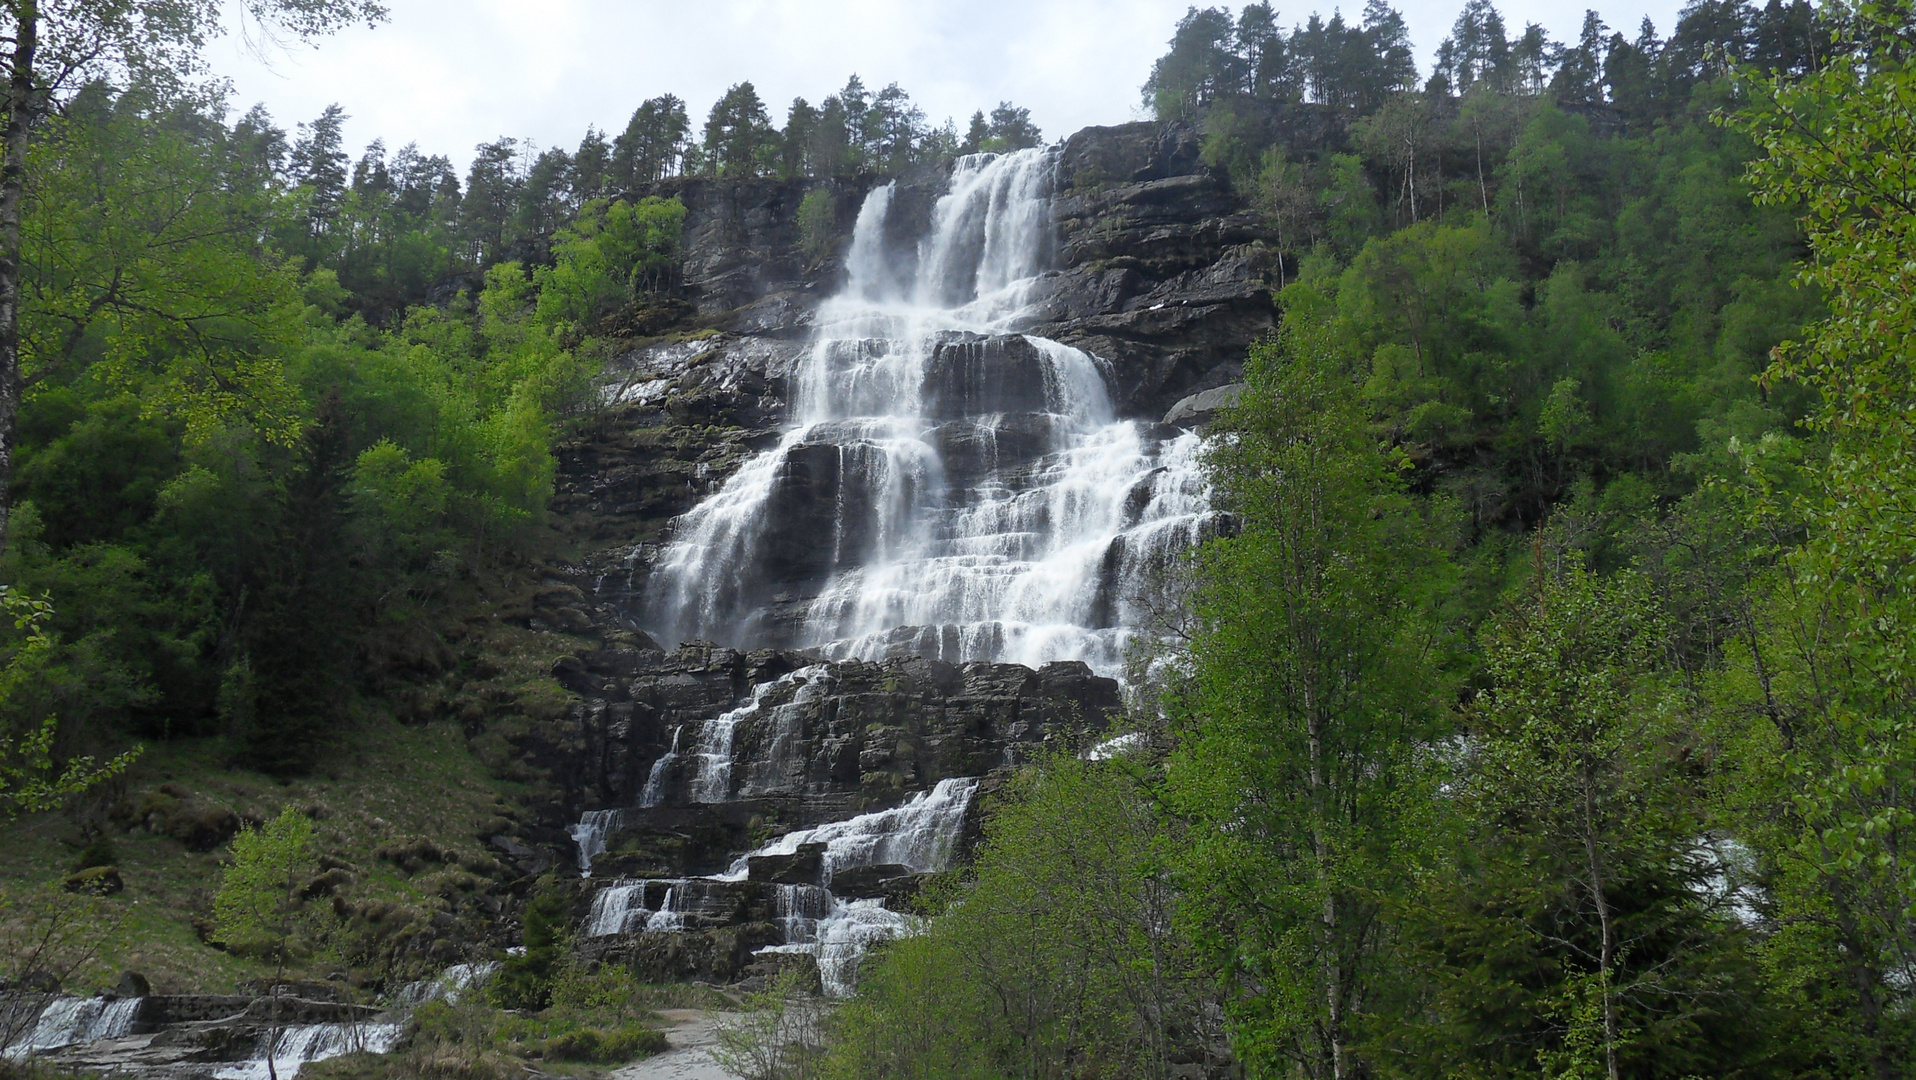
550 644 1119 877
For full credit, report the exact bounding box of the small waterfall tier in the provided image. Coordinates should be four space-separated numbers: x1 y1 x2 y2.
577 779 979 995
641 148 1213 676
4 963 490 1078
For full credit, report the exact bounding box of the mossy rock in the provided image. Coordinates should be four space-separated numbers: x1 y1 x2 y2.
63 865 124 895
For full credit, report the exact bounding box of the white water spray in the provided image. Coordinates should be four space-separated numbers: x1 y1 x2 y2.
643 148 1212 674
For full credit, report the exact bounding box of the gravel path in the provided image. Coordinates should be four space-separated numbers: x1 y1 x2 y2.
610 1009 735 1080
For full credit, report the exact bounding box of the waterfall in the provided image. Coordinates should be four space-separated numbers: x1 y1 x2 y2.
721 777 979 883
762 891 917 998
4 996 143 1057
725 777 979 996
641 148 1213 675
638 725 683 808
392 962 500 1008
214 1022 405 1080
683 665 832 804
568 808 625 875
584 879 686 938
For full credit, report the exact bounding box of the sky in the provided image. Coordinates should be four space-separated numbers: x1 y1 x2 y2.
207 0 1690 173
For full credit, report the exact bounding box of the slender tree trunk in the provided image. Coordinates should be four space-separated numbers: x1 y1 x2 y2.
1476 128 1488 212
1581 767 1620 1080
1307 705 1344 1080
0 0 40 551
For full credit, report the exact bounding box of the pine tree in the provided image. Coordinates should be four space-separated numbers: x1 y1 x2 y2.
701 82 775 178
290 104 351 235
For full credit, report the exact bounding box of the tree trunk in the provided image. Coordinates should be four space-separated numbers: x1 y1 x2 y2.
0 0 40 551
1581 767 1620 1080
1308 707 1345 1080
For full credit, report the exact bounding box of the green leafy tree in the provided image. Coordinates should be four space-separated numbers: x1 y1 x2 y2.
1717 11 1916 1071
532 196 685 333
0 586 137 817
1166 300 1453 1080
0 0 387 546
212 805 319 960
795 189 835 268
214 806 328 1080
1405 565 1765 1080
827 754 1210 1079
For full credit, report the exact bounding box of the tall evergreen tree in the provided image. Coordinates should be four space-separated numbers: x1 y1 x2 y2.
290 104 351 236
462 137 522 264
1144 6 1242 119
572 126 610 200
986 101 1042 151
701 82 774 178
611 94 690 189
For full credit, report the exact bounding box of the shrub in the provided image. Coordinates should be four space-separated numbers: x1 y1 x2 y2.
543 1025 666 1063
796 189 835 268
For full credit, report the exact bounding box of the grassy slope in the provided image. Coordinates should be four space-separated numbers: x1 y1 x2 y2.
0 719 525 995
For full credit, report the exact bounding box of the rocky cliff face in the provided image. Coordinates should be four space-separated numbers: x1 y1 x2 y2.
523 122 1270 988
552 120 1268 595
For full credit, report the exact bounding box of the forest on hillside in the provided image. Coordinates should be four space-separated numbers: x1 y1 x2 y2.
0 0 1912 1077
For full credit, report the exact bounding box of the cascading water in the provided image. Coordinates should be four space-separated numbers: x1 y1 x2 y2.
214 1023 405 1080
684 666 835 803
724 778 979 996
718 777 979 884
584 880 687 938
3 996 142 1058
641 147 1211 674
568 147 1211 997
568 808 625 875
638 725 682 807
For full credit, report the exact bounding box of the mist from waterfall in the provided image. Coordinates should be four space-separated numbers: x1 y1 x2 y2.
642 147 1210 676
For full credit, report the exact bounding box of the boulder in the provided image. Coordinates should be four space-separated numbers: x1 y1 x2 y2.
825 863 916 899
115 786 241 852
746 842 827 885
1164 383 1246 428
62 865 123 896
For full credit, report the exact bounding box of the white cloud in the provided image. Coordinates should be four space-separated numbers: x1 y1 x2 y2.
207 0 1687 171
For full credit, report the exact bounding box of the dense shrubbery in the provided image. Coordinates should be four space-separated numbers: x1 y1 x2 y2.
0 72 695 776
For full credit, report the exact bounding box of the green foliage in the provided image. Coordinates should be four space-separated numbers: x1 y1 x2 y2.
716 966 826 1080
0 84 616 771
1166 316 1452 1077
795 190 837 268
211 806 323 962
1697 9 1916 1069
487 878 570 1011
0 882 122 1049
0 587 140 817
1385 565 1782 1078
827 754 1208 1079
543 1025 667 1063
533 196 685 334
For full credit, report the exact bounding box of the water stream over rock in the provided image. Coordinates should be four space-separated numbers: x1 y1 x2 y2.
642 148 1211 675
572 147 1214 994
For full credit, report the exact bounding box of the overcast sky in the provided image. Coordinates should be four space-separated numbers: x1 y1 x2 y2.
208 0 1689 173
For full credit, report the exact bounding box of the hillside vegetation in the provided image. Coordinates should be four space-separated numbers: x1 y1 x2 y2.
0 0 1912 1077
